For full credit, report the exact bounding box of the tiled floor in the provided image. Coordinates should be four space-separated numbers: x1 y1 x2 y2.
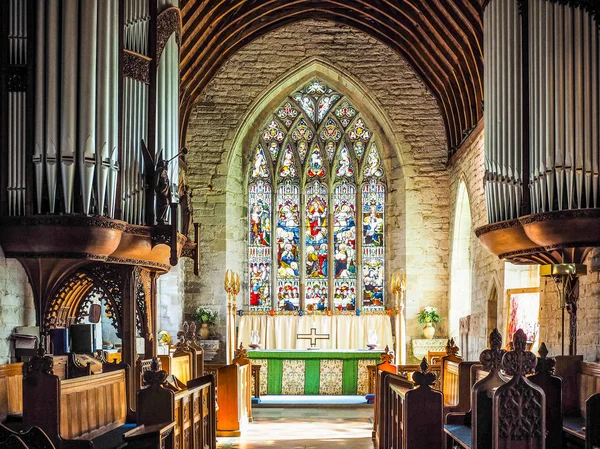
217 406 376 449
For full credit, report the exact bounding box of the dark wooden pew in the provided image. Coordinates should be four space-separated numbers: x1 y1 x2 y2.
0 422 55 449
134 358 216 449
444 329 546 449
440 339 478 417
555 356 600 448
23 349 134 449
377 358 443 449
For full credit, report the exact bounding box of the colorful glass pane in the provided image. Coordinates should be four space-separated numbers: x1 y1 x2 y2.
277 279 300 311
362 180 385 310
279 144 298 178
348 118 372 142
307 144 325 178
317 94 341 123
269 142 279 162
277 181 300 311
277 102 299 128
335 144 354 179
354 141 365 162
262 120 285 142
292 93 316 123
251 145 269 179
364 143 384 178
326 141 336 162
291 118 314 142
304 80 329 95
333 183 356 311
335 101 357 128
297 140 309 163
319 118 342 141
248 181 272 310
305 180 328 282
306 279 328 312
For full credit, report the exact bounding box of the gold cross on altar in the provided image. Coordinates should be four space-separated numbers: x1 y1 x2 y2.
297 327 330 349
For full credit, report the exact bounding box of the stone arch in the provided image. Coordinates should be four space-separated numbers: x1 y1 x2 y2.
449 180 473 339
486 276 501 336
227 57 407 308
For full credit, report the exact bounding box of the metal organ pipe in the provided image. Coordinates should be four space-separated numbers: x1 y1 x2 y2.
485 0 600 223
97 0 110 216
33 0 45 214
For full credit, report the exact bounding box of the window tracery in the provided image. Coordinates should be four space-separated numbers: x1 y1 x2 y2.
248 80 386 312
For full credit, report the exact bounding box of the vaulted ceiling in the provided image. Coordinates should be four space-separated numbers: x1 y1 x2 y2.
179 0 484 156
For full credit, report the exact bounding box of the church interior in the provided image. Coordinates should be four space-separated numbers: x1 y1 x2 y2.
0 0 599 448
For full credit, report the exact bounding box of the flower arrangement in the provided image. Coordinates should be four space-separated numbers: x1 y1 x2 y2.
417 306 441 324
193 307 219 326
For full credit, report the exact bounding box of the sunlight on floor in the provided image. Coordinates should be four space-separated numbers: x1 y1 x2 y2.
217 406 376 449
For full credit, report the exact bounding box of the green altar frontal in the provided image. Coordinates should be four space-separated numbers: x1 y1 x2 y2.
248 349 381 395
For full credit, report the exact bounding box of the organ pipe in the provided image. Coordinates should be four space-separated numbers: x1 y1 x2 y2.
484 0 600 223
2 0 180 226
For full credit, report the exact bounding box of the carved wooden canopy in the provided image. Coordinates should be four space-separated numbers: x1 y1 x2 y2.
179 0 484 156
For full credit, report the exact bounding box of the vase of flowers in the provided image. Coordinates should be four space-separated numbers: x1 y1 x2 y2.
193 307 219 339
417 306 441 339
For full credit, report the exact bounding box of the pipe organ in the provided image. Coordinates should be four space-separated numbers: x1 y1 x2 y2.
484 0 600 223
0 0 182 226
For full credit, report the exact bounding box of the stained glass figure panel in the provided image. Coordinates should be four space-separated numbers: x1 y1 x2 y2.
248 181 272 310
269 142 279 162
279 144 298 178
335 144 354 179
364 143 384 178
305 181 328 282
307 144 325 178
277 181 300 311
317 94 341 122
251 145 269 179
297 140 309 163
293 93 316 123
326 141 336 162
362 180 385 310
333 183 356 311
278 278 300 311
306 279 328 311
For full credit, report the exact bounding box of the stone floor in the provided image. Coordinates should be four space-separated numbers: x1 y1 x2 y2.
217 406 376 449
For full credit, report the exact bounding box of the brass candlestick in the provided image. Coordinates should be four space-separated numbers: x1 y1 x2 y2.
391 270 406 364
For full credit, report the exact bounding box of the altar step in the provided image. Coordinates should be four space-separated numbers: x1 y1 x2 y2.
253 395 371 407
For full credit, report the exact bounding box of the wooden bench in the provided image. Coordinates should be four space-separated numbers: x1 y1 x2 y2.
23 350 134 449
0 363 23 424
555 355 600 448
135 358 216 449
0 422 56 449
159 351 193 386
440 339 478 417
215 345 252 437
444 329 546 449
377 359 443 449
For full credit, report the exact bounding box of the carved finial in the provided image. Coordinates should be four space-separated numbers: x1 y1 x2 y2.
143 357 168 387
445 338 460 357
380 345 394 364
490 328 502 350
480 329 506 371
501 329 537 376
183 321 190 335
534 342 556 375
413 357 436 387
25 344 54 378
234 343 248 361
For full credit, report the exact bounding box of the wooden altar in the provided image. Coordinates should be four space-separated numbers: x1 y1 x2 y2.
248 349 381 395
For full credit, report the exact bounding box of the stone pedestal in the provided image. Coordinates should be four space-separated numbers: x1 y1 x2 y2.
199 339 220 362
411 338 447 363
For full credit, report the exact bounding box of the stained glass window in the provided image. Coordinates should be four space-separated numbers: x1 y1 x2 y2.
247 80 386 312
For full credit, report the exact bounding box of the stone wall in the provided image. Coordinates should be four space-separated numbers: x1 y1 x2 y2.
183 19 450 361
0 246 35 364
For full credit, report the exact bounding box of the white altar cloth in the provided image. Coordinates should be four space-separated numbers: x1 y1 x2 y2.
237 314 393 350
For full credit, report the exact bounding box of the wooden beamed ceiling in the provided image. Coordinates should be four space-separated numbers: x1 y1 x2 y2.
179 0 484 156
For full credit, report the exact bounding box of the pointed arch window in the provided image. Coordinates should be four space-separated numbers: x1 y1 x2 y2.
248 80 386 312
